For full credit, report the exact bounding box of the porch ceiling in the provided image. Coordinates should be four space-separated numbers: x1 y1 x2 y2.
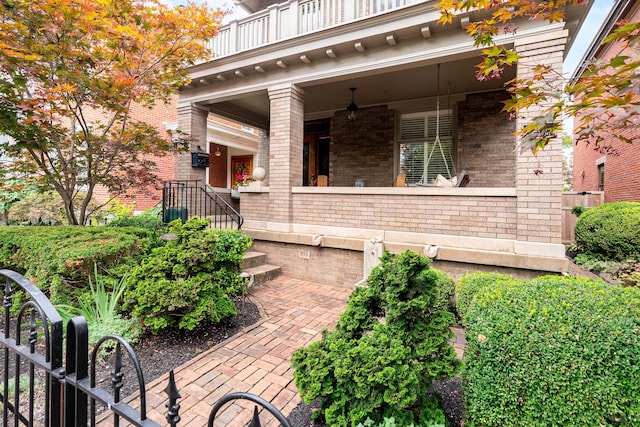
203 57 514 128
182 0 590 129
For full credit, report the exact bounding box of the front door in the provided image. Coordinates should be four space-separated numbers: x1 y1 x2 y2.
304 120 330 186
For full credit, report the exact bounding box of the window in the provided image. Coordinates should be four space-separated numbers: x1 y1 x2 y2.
398 110 454 185
598 163 605 191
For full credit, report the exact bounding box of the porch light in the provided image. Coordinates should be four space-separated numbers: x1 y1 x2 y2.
347 87 359 121
214 145 222 157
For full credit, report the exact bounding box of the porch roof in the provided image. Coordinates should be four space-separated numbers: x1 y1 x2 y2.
180 0 591 128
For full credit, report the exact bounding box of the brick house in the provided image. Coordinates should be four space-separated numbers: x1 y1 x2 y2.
173 0 593 285
572 0 640 203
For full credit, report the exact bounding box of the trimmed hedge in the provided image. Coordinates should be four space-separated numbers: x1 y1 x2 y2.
454 272 522 326
574 201 640 261
0 225 156 303
463 275 640 426
292 251 460 427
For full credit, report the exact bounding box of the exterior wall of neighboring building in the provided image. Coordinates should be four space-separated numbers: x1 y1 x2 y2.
573 2 640 203
574 140 640 203
125 100 178 211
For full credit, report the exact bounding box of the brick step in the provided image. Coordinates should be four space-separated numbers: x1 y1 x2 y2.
242 251 268 269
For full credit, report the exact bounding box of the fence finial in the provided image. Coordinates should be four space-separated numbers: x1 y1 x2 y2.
165 370 182 426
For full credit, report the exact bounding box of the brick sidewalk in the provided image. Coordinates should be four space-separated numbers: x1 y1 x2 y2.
109 276 467 426
127 277 352 426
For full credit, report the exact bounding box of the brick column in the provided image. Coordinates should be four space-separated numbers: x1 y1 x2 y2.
257 129 270 185
176 104 209 181
267 83 305 228
514 30 567 244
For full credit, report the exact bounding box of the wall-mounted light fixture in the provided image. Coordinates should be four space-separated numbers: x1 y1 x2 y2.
347 87 359 121
214 145 222 157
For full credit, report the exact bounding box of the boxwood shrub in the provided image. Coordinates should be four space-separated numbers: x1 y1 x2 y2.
463 275 640 426
454 272 523 326
574 201 640 261
292 251 460 427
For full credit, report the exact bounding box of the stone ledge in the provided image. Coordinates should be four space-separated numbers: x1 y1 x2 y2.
242 228 569 273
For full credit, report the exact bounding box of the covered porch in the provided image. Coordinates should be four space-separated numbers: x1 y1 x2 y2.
174 0 587 283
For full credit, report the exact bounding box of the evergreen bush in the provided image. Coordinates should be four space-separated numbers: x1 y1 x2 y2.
463 275 640 426
0 225 156 304
292 251 460 427
574 201 640 261
123 217 252 333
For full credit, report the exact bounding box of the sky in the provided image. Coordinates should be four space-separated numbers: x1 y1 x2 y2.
563 0 615 78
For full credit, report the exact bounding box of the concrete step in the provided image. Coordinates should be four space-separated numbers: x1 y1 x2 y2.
243 251 268 269
243 264 282 287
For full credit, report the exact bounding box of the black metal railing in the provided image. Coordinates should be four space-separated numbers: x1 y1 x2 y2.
162 180 243 229
1 269 289 427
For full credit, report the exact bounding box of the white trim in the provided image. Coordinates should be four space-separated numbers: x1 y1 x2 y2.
596 156 606 166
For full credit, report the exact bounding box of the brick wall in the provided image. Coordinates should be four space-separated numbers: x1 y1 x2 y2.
329 106 395 187
90 97 178 211
208 144 228 188
574 138 640 203
249 240 363 287
457 91 516 187
573 142 603 193
291 193 517 239
240 193 270 220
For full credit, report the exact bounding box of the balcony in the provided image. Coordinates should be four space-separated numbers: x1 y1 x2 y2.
208 0 423 59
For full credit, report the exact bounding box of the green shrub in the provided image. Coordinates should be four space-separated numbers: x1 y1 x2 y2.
463 275 640 426
292 251 460 427
357 417 414 427
106 206 163 230
574 201 640 261
570 205 586 217
573 253 624 273
0 225 157 304
454 272 522 326
123 217 252 333
430 267 455 315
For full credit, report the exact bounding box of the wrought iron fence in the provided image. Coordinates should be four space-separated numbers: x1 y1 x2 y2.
0 269 289 427
162 180 243 230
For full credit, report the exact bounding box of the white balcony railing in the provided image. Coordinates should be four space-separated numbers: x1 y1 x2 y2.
207 0 414 59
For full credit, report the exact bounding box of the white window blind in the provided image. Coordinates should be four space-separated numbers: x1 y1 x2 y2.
399 110 454 185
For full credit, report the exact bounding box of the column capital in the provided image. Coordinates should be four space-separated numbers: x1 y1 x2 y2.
267 83 306 102
176 103 210 115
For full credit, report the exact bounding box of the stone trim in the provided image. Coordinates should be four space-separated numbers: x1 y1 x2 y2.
241 222 568 272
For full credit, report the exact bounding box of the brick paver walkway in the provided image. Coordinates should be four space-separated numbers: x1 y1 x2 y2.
109 276 467 426
132 277 352 426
